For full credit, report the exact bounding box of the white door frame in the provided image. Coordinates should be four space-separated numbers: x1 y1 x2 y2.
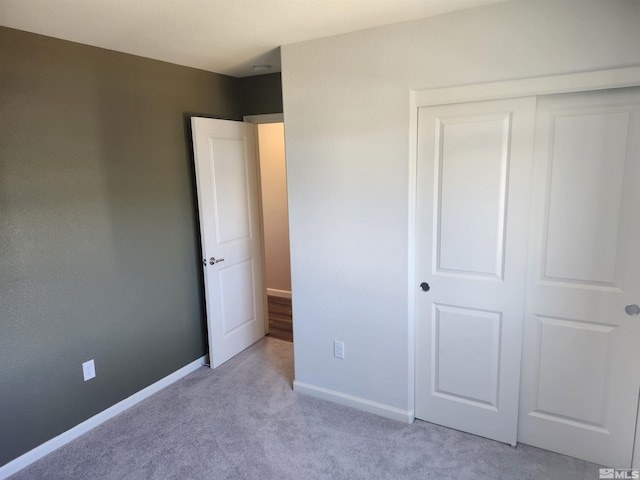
408 66 640 453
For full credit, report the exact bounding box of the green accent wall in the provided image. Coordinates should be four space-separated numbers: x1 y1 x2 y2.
241 73 284 116
0 26 255 466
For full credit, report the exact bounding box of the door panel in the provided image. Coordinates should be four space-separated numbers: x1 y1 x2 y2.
518 88 640 467
542 109 629 285
219 260 257 334
433 305 501 409
436 115 509 278
192 118 265 368
415 97 536 445
210 138 252 245
535 317 613 426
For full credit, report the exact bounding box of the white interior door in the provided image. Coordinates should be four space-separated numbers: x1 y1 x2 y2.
191 117 265 368
518 87 640 467
415 97 536 445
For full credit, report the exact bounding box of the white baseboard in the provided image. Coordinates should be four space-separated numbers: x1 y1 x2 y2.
266 288 292 299
293 380 414 424
0 355 207 479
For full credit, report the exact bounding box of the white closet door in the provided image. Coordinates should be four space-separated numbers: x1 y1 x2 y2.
415 97 535 445
518 87 640 467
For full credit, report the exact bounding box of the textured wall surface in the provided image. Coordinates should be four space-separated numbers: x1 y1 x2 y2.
281 1 640 413
0 27 243 466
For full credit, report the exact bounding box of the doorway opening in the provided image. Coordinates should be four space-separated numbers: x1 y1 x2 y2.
248 115 293 342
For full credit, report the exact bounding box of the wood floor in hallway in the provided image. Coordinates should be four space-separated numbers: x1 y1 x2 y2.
267 295 292 342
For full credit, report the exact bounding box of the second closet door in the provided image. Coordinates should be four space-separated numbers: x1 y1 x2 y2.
518 87 640 467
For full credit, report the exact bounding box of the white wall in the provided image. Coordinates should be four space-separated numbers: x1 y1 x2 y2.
281 1 640 415
258 122 292 293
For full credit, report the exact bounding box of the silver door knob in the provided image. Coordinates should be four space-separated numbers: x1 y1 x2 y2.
209 257 225 265
625 304 640 316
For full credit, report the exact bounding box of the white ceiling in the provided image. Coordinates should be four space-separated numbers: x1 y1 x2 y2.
0 0 508 78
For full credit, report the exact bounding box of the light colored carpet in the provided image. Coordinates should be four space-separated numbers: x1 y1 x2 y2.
11 337 601 479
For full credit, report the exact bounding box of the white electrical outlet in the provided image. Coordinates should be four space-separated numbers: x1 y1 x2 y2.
334 340 345 359
82 359 96 381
